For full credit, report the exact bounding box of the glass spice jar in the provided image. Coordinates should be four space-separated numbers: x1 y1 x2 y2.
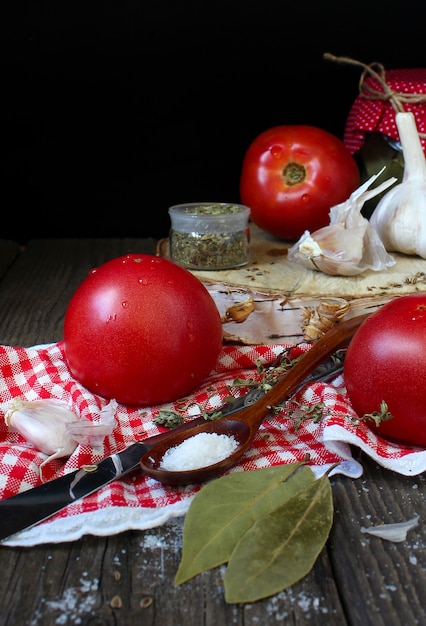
168 202 251 270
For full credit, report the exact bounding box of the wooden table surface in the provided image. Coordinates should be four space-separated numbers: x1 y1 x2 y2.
0 238 425 626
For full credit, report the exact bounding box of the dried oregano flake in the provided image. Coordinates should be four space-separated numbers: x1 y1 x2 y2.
170 229 249 269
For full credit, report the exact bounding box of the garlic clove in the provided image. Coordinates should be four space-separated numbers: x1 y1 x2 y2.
288 170 397 276
5 398 79 465
4 397 117 475
294 224 368 276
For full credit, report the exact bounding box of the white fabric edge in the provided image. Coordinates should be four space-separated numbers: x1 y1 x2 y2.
1 459 363 547
1 498 193 547
323 424 426 476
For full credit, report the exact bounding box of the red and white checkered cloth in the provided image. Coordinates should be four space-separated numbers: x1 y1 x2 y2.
344 68 426 156
1 341 425 546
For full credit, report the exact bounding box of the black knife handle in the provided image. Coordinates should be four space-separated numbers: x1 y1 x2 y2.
0 471 84 541
0 442 149 542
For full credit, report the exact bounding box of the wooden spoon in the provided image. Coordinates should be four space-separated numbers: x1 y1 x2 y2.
140 312 370 486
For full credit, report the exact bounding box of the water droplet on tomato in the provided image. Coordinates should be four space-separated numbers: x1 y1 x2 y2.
122 301 129 308
269 144 283 159
138 277 148 285
301 194 310 203
106 314 117 323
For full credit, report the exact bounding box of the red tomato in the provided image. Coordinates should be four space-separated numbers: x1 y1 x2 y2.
239 125 360 240
344 294 426 447
63 254 223 406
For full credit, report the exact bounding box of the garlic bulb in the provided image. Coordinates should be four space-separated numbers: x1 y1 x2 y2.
287 170 397 276
370 112 426 258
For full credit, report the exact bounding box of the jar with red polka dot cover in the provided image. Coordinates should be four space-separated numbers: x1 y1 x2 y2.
343 66 426 217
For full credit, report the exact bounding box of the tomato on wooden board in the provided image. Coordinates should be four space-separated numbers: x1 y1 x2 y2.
63 254 223 406
344 294 426 447
239 125 360 241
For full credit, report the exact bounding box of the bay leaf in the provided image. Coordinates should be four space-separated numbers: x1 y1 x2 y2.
223 472 334 603
175 461 314 585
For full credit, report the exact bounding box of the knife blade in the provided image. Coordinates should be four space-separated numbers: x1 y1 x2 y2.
0 348 346 542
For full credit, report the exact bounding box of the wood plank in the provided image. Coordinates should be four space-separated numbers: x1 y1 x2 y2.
0 521 348 625
0 238 157 346
329 458 426 626
0 240 21 278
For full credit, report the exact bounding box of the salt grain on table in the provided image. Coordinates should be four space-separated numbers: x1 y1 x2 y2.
160 432 239 471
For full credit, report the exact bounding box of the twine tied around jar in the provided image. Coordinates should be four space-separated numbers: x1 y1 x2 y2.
324 52 426 139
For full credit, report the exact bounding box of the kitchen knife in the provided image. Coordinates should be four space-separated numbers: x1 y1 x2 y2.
0 349 346 542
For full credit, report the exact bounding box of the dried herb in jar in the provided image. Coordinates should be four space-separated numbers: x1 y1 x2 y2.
168 202 250 270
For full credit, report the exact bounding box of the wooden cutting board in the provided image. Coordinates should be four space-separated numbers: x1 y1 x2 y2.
157 224 426 345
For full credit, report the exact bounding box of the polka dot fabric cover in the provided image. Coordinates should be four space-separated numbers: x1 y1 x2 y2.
344 68 426 156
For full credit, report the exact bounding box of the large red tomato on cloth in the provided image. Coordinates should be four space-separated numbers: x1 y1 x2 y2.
344 294 426 447
240 125 360 241
63 254 223 406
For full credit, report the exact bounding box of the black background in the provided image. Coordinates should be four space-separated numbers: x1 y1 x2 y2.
2 2 424 242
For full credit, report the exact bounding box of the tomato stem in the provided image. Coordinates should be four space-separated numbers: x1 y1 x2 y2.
282 161 306 186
